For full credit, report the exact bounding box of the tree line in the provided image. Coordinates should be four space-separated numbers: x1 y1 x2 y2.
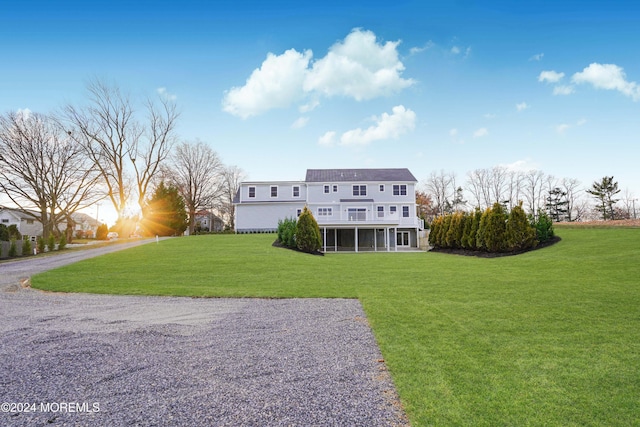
419 168 633 224
0 78 245 240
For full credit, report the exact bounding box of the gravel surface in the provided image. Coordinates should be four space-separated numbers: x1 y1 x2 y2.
0 244 408 426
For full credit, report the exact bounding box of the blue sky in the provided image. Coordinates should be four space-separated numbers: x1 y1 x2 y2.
2 0 639 212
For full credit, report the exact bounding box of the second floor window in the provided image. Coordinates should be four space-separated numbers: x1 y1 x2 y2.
402 206 410 217
377 206 384 218
353 185 367 196
393 185 407 196
292 186 300 197
248 186 256 198
271 186 278 197
318 207 333 216
324 185 330 194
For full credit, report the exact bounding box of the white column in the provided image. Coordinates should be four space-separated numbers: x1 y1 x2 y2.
323 227 326 252
374 228 377 252
355 227 358 252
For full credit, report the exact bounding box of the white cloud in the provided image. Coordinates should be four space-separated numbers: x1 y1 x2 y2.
449 128 458 137
473 128 489 138
318 131 337 146
576 118 587 126
449 128 464 144
483 113 497 119
409 41 434 55
553 85 575 95
304 29 414 101
556 123 570 134
156 87 177 100
222 49 312 119
516 102 529 111
572 63 640 101
291 117 309 129
223 29 415 118
538 70 565 83
500 159 539 172
339 105 416 146
529 53 544 61
451 46 461 55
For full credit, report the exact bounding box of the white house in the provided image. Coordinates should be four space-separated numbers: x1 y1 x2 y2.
234 168 425 251
0 205 99 240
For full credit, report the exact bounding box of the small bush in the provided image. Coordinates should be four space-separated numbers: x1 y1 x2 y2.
37 237 45 254
47 234 56 252
532 210 554 243
58 233 67 250
22 239 32 256
277 217 297 248
8 238 17 257
96 223 109 240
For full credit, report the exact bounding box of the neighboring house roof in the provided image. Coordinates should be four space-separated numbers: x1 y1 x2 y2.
0 205 39 221
305 168 417 183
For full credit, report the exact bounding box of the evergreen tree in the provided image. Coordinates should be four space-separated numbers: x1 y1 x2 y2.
475 207 491 251
483 202 507 253
142 181 189 236
460 212 473 249
586 176 620 220
506 202 537 251
96 223 109 240
546 188 569 222
296 206 322 253
22 239 32 256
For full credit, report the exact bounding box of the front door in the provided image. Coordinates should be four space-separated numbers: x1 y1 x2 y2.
397 231 410 247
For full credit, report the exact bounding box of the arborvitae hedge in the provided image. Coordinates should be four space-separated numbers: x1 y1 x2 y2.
429 202 541 254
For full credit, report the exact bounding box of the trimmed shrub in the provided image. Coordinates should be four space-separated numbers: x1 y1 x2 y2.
483 202 508 253
37 237 45 254
8 238 17 257
475 207 491 251
47 234 56 252
277 217 297 248
22 239 32 256
296 207 322 253
58 233 67 250
506 202 537 251
532 210 554 243
96 223 109 240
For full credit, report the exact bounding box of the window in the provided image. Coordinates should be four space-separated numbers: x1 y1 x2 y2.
297 209 302 217
390 206 397 215
332 185 338 192
379 184 385 192
347 208 367 221
270 186 278 197
393 185 407 196
324 185 330 194
292 186 300 197
352 185 367 196
1 219 8 223
402 206 410 217
377 206 384 218
248 186 256 198
318 207 333 216
26 219 34 224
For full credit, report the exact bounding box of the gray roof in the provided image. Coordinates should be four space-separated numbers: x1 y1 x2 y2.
305 168 417 183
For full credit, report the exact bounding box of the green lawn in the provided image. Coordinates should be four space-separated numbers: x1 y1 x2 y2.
32 229 640 426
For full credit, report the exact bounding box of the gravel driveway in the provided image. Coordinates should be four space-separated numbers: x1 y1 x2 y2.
0 241 408 426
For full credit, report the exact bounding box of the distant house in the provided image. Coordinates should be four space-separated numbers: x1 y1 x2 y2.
0 205 99 240
234 168 425 251
192 210 225 233
0 206 42 241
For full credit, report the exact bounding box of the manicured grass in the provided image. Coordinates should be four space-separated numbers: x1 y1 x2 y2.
32 229 640 426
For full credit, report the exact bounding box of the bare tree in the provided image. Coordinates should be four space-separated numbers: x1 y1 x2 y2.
0 110 101 239
63 79 179 222
523 169 546 216
218 165 245 230
560 178 582 222
424 170 456 216
165 140 224 234
466 168 491 209
620 188 636 220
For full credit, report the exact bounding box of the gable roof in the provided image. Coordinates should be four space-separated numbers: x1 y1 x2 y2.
305 168 417 183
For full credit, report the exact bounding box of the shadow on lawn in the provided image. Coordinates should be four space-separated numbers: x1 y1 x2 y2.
429 235 561 258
